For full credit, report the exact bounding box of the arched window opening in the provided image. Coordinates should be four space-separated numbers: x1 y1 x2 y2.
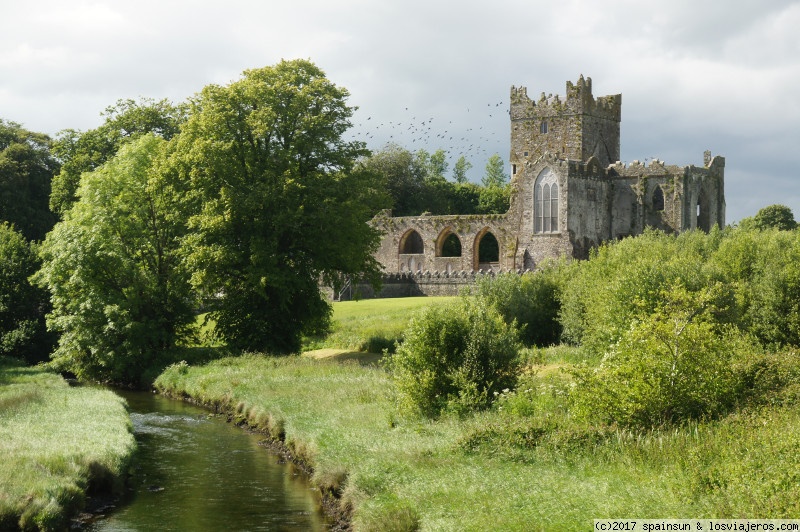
439 233 462 257
477 231 499 264
696 190 711 232
400 230 424 254
653 186 665 211
534 168 559 234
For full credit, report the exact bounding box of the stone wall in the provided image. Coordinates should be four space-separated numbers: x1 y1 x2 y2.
371 212 516 274
341 270 530 300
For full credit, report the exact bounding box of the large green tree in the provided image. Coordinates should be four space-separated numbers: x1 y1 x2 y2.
35 135 194 384
50 98 186 215
0 120 59 241
0 223 53 363
751 204 797 231
174 59 388 354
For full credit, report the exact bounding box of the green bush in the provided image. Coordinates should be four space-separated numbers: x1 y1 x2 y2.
389 297 520 418
570 283 753 428
474 267 561 347
710 227 800 348
738 349 800 407
558 228 727 355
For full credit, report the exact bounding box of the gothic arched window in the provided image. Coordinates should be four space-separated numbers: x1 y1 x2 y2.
400 229 424 254
534 168 559 233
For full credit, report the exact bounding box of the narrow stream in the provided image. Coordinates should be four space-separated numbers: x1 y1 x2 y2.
86 390 329 531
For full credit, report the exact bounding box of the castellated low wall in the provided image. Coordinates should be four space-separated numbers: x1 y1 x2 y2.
331 269 532 301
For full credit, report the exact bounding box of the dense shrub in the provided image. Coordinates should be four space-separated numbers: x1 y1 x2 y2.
570 283 754 428
389 298 520 418
559 228 727 355
737 349 800 407
474 267 561 347
560 226 800 356
710 227 800 347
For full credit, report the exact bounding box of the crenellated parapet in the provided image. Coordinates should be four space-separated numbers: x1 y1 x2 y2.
382 268 533 281
510 75 621 122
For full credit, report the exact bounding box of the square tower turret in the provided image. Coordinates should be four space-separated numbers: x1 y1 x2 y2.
509 76 621 172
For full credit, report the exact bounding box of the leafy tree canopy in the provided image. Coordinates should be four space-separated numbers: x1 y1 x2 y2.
359 143 425 216
35 134 194 385
0 223 53 363
175 59 389 354
749 204 797 231
481 153 508 188
0 120 59 241
363 145 509 216
50 98 186 215
452 155 472 184
477 153 511 214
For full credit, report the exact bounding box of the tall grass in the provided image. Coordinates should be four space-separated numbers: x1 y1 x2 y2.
0 358 136 530
155 353 800 530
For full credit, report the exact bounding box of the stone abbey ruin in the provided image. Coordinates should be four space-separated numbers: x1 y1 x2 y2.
358 76 725 298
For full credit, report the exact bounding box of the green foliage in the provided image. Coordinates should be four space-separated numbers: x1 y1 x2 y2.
750 204 797 231
711 227 800 347
558 228 727 354
0 120 59 241
417 148 448 182
0 224 53 363
359 143 425 216
476 182 511 214
389 298 520 418
452 155 472 183
175 59 388 354
570 283 754 427
476 153 510 214
35 135 194 385
50 97 186 215
362 144 511 216
474 269 561 346
737 349 800 407
481 153 508 188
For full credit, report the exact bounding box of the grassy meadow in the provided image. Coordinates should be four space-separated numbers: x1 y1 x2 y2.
302 296 453 353
0 358 136 530
155 297 800 531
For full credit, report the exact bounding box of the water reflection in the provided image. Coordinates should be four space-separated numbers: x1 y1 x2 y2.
88 391 328 531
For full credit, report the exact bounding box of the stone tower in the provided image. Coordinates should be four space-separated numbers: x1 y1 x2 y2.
509 75 621 174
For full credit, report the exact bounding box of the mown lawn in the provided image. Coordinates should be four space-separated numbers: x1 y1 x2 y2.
156 314 800 531
0 358 136 530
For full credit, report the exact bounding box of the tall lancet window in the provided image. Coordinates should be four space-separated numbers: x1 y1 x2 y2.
534 168 559 233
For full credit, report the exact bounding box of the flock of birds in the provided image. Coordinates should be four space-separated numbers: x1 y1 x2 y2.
346 99 511 179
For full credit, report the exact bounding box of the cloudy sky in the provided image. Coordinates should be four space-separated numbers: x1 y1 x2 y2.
2 0 799 222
